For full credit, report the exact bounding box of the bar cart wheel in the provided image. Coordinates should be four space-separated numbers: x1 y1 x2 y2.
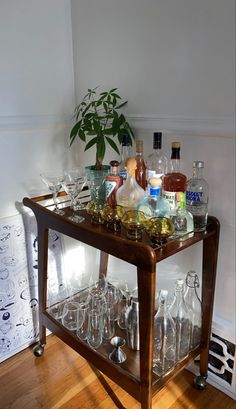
194 375 207 390
33 343 45 357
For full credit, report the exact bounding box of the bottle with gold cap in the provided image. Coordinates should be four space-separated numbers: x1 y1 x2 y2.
116 157 145 210
162 142 187 215
135 140 147 190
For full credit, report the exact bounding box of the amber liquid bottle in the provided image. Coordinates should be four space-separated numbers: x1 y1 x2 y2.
162 142 186 215
105 160 123 208
135 140 147 190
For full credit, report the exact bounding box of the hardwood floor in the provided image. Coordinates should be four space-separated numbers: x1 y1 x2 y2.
0 335 235 409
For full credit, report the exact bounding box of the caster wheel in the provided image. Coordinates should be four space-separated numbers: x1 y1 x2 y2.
33 343 44 357
194 375 207 390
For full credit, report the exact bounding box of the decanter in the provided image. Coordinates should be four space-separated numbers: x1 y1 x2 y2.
169 278 191 361
184 270 202 350
153 290 176 377
116 157 145 210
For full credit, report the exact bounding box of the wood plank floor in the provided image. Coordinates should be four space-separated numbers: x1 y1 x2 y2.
0 335 235 409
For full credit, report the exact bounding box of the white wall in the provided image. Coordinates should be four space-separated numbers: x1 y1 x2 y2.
0 0 75 217
71 0 235 338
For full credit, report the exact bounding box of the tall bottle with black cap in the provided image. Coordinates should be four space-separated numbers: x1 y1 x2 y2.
146 132 168 193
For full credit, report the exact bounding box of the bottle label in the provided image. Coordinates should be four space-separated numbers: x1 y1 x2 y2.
162 190 183 212
186 191 203 202
105 180 117 199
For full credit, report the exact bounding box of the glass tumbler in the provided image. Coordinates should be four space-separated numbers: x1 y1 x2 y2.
87 309 103 349
103 302 115 341
62 301 79 331
76 304 89 340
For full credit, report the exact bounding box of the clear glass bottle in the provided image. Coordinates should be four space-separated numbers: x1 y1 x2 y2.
162 142 187 216
146 132 168 191
135 140 147 190
184 271 202 350
137 178 171 219
116 158 145 210
105 160 123 208
169 278 191 362
170 192 194 239
153 290 176 377
119 134 132 181
186 161 209 232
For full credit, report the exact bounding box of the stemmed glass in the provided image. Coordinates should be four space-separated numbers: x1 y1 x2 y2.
62 168 87 223
40 172 65 215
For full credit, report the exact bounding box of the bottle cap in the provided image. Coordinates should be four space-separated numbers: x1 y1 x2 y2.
171 142 181 159
193 161 204 168
110 160 119 168
122 134 130 146
136 140 143 153
153 132 162 149
126 157 137 176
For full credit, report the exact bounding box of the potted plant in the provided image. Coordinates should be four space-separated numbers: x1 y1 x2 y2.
69 86 134 172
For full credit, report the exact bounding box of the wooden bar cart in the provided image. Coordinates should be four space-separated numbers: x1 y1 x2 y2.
23 194 220 409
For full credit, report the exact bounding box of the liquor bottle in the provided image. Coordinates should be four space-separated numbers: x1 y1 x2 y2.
170 192 194 239
105 160 123 208
135 140 147 190
137 177 171 218
146 132 168 191
186 161 209 232
169 278 191 362
153 290 176 377
184 270 202 350
162 142 187 215
119 134 132 181
116 158 145 210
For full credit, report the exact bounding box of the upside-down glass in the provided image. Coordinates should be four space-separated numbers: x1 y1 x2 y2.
40 172 65 215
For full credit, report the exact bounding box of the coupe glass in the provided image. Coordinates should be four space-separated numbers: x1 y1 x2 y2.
62 168 87 223
40 172 65 215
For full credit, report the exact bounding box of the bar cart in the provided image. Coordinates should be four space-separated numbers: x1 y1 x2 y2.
23 194 220 409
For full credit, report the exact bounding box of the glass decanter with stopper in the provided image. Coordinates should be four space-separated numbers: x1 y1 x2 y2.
169 278 191 361
116 157 145 210
184 270 202 350
153 289 176 377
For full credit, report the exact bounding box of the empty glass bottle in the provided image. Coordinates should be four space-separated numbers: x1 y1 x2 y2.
153 290 176 377
184 270 202 350
169 279 191 361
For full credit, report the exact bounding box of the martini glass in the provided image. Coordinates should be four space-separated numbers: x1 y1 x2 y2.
40 172 65 215
64 168 87 210
62 169 87 223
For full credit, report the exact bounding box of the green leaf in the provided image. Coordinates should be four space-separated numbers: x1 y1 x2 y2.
109 88 118 93
85 137 98 151
79 128 86 141
116 101 128 109
69 120 82 145
106 137 120 154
